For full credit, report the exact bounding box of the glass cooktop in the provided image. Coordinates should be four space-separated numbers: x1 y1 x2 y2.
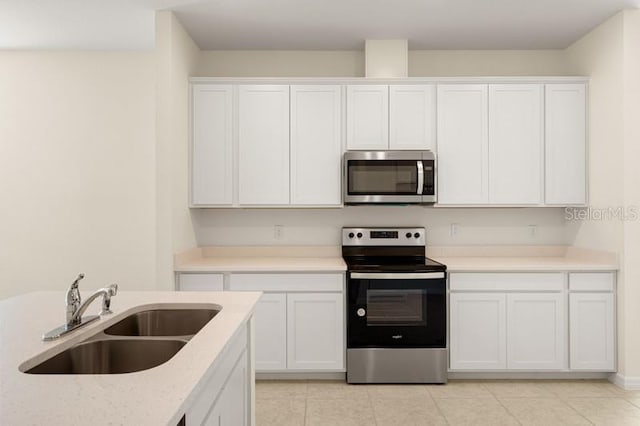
344 256 447 273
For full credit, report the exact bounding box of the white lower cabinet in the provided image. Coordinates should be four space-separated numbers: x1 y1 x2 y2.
287 293 344 370
450 272 615 373
229 273 345 372
569 272 616 371
187 325 250 426
254 293 287 370
507 293 565 370
450 293 506 370
204 351 248 426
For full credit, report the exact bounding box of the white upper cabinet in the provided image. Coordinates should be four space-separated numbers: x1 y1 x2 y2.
346 85 389 150
290 85 343 206
488 84 543 204
191 85 233 206
545 84 587 205
389 85 436 150
238 85 290 205
190 79 587 208
437 84 489 204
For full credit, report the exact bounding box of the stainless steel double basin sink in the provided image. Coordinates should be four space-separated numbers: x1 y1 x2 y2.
23 307 220 375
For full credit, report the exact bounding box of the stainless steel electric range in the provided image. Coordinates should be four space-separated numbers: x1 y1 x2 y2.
342 227 448 384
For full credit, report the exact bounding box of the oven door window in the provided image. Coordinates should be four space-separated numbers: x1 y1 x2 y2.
366 289 426 327
348 160 419 195
347 277 446 348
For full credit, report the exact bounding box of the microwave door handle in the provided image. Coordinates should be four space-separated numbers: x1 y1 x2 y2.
416 161 424 195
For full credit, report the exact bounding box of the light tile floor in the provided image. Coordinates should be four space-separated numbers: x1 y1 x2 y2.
256 379 640 426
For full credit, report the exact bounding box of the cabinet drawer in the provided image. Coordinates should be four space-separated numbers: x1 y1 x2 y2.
229 273 343 292
178 273 224 291
450 273 564 292
569 273 615 292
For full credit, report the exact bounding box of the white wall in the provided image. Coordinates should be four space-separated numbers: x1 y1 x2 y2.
155 12 201 290
195 51 364 77
195 49 569 77
621 9 640 381
0 52 156 299
566 13 625 253
193 207 568 247
564 9 640 381
410 50 569 76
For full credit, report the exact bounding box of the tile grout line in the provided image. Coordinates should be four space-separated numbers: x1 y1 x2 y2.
492 395 524 426
479 382 524 425
303 380 308 426
368 385 379 426
560 396 596 426
427 386 452 425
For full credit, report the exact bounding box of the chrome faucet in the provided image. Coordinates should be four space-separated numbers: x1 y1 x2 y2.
67 282 118 327
43 274 119 341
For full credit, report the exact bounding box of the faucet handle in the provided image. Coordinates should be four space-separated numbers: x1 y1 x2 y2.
72 273 85 287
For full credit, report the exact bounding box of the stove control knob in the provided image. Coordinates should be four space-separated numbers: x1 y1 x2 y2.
348 232 355 239
356 308 366 317
357 232 363 238
414 232 420 239
405 232 412 238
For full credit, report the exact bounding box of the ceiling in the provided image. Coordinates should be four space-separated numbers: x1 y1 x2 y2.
0 0 638 50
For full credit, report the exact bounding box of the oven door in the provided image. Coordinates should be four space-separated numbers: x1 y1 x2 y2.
347 272 446 348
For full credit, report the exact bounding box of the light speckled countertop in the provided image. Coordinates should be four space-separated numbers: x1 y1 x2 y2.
0 291 260 426
174 245 617 273
174 246 347 272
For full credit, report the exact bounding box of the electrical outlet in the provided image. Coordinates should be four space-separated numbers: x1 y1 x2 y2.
274 225 284 240
528 224 537 237
450 223 459 237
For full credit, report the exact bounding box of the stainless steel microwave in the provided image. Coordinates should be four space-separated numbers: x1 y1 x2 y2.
343 151 436 205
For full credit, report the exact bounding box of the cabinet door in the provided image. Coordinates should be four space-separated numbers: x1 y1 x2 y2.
489 84 543 204
191 85 233 206
287 293 344 370
450 293 506 370
389 85 436 150
203 351 249 426
437 85 489 204
178 273 224 291
507 293 566 370
290 85 343 206
570 293 615 371
238 85 290 205
254 293 287 371
545 84 587 205
346 85 389 150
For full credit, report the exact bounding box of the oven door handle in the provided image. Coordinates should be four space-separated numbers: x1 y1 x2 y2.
416 161 424 195
350 272 445 280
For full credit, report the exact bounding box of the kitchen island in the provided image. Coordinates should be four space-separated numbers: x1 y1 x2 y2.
0 290 260 425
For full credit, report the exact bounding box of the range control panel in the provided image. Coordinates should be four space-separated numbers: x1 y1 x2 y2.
342 227 425 246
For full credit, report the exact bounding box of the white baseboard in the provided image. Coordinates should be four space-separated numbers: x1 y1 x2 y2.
610 373 640 390
449 371 611 380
